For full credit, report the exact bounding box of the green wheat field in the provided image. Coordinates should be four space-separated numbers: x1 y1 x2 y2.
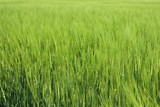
0 0 160 106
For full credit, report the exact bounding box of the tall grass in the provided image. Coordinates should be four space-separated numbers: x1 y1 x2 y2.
0 0 160 106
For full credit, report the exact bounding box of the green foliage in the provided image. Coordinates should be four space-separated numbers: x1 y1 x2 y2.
0 0 160 106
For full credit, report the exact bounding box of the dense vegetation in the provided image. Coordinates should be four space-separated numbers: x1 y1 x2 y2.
0 0 160 106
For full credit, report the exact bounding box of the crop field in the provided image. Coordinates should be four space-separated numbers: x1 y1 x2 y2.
0 0 160 106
